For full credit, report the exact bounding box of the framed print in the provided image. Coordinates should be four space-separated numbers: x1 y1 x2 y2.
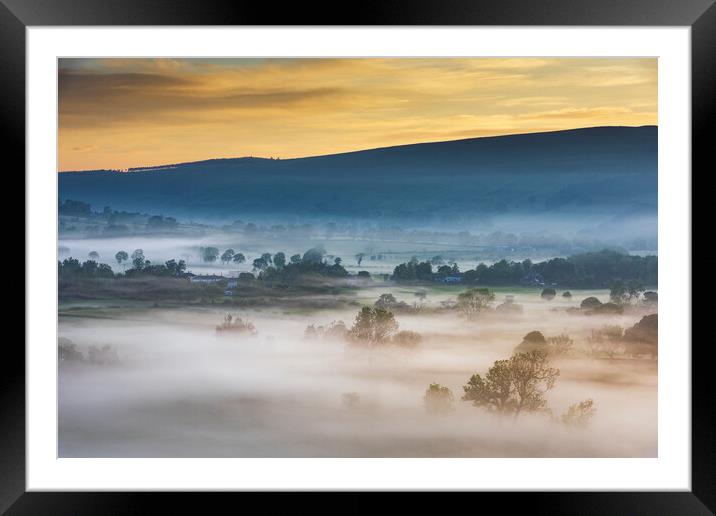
6 0 710 513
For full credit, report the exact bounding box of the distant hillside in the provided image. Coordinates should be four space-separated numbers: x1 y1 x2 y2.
58 126 657 230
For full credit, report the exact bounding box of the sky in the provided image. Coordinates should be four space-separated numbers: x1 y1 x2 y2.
58 58 657 171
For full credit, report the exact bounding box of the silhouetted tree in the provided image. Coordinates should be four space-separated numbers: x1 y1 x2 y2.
131 249 145 269
201 247 219 263
221 249 235 264
273 252 286 269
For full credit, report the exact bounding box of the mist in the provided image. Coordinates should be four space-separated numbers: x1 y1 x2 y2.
59 286 656 458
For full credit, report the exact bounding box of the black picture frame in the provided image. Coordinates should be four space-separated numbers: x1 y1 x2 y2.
5 0 708 513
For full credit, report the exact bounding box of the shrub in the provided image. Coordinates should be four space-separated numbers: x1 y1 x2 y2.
305 320 348 340
623 314 658 345
585 325 624 357
643 291 658 304
587 302 623 315
216 314 257 336
514 330 547 354
423 383 455 414
541 288 556 300
547 334 574 356
580 297 602 309
561 399 596 427
58 337 84 362
88 344 119 365
374 293 410 312
393 330 422 348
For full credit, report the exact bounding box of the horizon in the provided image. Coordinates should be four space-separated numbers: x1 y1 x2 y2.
58 57 657 172
58 124 657 173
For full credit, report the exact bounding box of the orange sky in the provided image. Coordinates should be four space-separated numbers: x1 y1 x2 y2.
58 58 657 171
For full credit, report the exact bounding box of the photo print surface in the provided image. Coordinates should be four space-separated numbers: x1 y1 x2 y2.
57 58 658 457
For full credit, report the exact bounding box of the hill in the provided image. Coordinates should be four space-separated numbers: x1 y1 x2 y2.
58 126 657 233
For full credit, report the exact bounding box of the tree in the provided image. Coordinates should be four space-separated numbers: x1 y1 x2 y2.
391 258 433 282
462 359 514 413
131 249 145 269
233 252 246 264
423 383 455 414
626 280 645 303
221 249 235 264
290 254 302 264
201 247 219 263
546 334 574 356
59 199 92 215
58 337 84 362
355 253 365 266
580 296 602 310
393 330 422 348
374 293 409 312
562 291 572 298
462 350 559 417
541 287 556 300
643 291 658 304
514 331 547 354
305 320 348 340
586 325 624 357
88 251 100 260
216 314 257 335
561 399 596 427
164 259 187 276
88 344 119 365
623 314 658 345
115 250 128 264
261 252 273 265
147 215 178 231
252 257 269 271
273 252 286 269
609 280 629 305
302 246 325 264
456 288 495 319
347 307 399 346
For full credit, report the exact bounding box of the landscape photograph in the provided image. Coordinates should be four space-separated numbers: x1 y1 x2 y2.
57 57 658 458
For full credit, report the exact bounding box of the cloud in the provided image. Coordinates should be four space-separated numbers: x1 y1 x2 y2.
59 68 347 129
57 58 657 171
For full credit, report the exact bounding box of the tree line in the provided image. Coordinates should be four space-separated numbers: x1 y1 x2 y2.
392 249 657 288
